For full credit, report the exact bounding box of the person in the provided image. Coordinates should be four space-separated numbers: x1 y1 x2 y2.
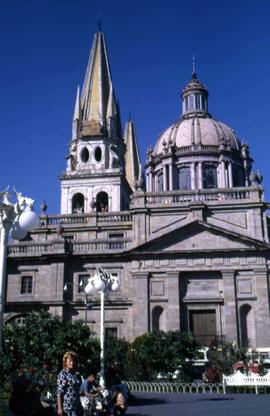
57 351 84 416
9 370 55 416
80 373 100 412
112 386 127 416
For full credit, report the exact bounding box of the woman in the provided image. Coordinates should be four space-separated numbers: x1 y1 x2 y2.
57 351 84 416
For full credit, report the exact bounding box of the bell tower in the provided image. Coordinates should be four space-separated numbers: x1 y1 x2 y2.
60 28 132 214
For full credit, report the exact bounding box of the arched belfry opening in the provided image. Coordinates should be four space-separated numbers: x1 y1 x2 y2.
152 306 165 331
96 192 109 212
72 193 85 213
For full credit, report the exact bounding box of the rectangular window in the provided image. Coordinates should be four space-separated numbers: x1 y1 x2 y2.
105 327 118 338
157 173 163 191
203 165 217 189
179 167 191 190
78 274 89 293
21 276 33 294
109 233 124 239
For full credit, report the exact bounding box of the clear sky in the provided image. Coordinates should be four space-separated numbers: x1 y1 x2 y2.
0 0 270 214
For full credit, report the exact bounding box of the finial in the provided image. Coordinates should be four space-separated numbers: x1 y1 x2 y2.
98 21 102 32
128 112 132 121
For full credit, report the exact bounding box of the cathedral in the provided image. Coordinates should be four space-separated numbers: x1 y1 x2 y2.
5 28 270 348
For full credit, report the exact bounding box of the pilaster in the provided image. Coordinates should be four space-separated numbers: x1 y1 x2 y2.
222 270 238 344
254 268 270 346
167 271 180 331
132 271 149 337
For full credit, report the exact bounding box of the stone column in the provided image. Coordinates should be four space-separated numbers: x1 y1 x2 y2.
169 163 173 191
220 160 226 188
132 271 149 337
163 164 168 191
222 270 239 344
148 170 153 192
228 162 233 188
198 162 203 189
191 162 196 190
254 269 270 346
167 271 180 330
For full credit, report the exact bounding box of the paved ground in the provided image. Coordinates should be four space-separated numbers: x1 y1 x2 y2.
127 392 270 416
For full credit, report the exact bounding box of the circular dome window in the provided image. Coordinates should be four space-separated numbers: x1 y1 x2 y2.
94 146 102 162
81 147 89 163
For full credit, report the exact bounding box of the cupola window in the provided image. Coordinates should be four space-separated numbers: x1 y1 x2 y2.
232 166 245 187
81 147 89 163
202 165 217 189
179 167 191 190
94 146 102 162
157 172 163 192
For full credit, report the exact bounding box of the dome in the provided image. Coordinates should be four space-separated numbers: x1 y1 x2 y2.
154 115 241 154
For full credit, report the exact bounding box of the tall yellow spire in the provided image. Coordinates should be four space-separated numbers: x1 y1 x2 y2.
124 119 142 191
79 29 120 139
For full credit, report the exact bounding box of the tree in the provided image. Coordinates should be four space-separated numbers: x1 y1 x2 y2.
0 311 100 386
124 331 200 381
205 340 248 382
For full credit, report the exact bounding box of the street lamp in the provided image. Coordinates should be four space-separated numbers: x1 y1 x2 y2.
0 188 39 354
84 269 120 388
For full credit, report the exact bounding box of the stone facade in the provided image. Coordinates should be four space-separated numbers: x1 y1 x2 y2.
4 29 270 348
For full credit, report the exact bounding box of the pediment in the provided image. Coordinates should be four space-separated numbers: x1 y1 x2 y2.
132 220 268 253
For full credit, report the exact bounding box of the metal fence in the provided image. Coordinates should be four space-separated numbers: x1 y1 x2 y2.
123 381 225 394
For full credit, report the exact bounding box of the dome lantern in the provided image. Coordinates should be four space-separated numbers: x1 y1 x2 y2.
181 71 209 116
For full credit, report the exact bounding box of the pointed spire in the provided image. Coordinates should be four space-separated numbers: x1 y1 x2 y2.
124 118 142 191
80 29 121 139
73 85 81 121
106 82 117 119
72 85 81 140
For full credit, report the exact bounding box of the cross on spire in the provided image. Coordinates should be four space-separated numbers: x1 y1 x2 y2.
192 54 196 75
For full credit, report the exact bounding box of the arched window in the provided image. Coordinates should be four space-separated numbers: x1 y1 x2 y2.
152 306 164 331
240 304 255 348
96 192 109 212
202 164 217 189
6 313 28 327
179 167 191 190
72 193 84 213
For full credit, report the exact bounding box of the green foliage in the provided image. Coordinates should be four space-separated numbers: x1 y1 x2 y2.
124 331 201 381
104 337 129 379
206 340 248 382
0 311 100 386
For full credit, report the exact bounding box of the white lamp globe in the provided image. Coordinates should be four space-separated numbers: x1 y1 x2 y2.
11 222 27 241
94 275 106 291
19 210 39 232
111 279 120 292
85 280 96 295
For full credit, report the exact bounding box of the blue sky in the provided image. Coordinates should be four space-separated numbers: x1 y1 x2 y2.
0 0 270 214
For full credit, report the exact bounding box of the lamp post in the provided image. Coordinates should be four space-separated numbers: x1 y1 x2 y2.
84 269 120 388
0 188 38 354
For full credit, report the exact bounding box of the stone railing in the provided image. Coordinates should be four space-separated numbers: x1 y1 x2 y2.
72 238 130 253
38 211 132 228
8 238 130 257
131 187 263 208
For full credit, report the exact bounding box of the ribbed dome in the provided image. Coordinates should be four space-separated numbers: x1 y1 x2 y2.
154 115 241 155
